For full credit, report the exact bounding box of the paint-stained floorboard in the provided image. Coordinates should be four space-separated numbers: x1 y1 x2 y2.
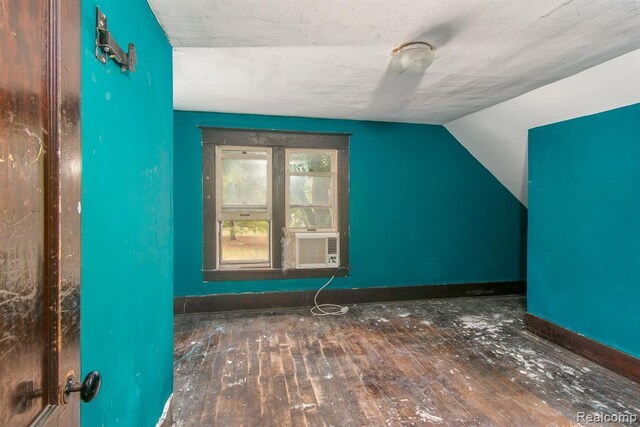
173 296 640 426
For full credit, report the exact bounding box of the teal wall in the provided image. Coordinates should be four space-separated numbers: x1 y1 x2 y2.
81 1 173 425
528 103 640 358
175 111 527 296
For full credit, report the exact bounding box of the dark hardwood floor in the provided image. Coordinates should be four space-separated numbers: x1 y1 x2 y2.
173 296 640 426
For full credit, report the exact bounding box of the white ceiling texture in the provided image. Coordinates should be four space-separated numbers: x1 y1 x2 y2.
149 0 640 124
148 0 640 204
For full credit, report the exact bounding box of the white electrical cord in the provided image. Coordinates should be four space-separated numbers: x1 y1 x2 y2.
310 274 349 316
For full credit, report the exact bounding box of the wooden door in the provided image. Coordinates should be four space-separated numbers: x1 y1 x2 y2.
0 0 81 425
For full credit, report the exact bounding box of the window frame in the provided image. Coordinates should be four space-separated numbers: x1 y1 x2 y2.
201 127 350 282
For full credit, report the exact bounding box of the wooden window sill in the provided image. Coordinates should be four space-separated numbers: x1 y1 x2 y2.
202 267 349 282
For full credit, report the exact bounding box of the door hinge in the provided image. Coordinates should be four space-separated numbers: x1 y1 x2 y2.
95 7 136 72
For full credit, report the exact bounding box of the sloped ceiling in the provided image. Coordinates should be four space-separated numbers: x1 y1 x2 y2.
446 49 640 206
148 0 640 124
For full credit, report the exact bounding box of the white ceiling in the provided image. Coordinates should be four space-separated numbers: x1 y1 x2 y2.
148 0 640 124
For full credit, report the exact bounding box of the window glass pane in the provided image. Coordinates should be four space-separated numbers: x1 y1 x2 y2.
220 220 269 263
289 153 332 173
289 208 333 228
222 158 268 208
289 176 332 206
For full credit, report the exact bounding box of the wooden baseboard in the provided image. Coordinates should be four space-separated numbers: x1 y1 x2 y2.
526 313 640 384
174 280 526 315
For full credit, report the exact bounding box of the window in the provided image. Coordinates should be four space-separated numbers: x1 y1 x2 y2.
202 128 350 281
286 149 337 231
215 147 271 269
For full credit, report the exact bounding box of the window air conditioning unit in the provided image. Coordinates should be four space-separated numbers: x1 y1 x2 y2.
295 232 339 269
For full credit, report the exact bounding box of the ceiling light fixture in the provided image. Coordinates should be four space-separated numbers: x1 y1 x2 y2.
390 41 435 74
